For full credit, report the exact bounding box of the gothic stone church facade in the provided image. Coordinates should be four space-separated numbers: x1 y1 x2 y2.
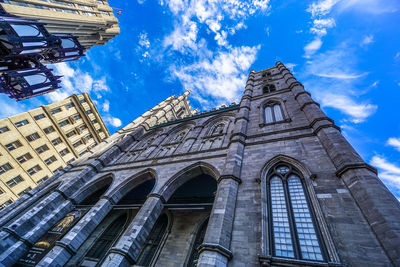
0 62 399 267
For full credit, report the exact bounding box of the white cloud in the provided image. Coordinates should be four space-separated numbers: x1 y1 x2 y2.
370 156 400 195
47 63 109 102
172 45 260 107
162 0 271 52
370 81 379 88
337 0 398 14
394 52 400 61
319 93 377 123
103 115 122 127
285 63 297 72
138 32 150 49
307 0 339 18
304 38 322 57
360 35 374 47
388 138 400 152
0 95 28 119
102 100 110 112
301 43 377 123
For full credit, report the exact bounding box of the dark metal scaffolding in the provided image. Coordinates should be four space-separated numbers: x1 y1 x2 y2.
0 4 85 101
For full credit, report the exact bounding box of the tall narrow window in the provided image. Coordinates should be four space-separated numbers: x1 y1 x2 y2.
264 103 284 124
263 84 276 94
187 218 209 267
83 213 127 265
268 164 325 262
137 214 168 266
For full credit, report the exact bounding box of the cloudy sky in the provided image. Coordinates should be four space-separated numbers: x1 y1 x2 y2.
1 0 400 198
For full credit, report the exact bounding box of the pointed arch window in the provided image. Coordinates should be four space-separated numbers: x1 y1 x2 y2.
176 129 188 142
264 102 284 124
267 164 325 262
136 214 168 266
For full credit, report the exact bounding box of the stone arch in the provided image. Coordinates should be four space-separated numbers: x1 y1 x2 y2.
260 154 312 181
71 174 114 204
158 162 220 202
105 168 157 204
258 154 340 262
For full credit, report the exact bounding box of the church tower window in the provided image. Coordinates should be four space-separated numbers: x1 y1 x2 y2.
264 102 284 123
268 164 324 261
263 84 276 94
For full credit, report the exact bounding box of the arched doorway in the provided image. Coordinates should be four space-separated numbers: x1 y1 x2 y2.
150 166 217 266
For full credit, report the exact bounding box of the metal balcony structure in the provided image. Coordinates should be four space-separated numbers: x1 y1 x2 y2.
0 4 85 101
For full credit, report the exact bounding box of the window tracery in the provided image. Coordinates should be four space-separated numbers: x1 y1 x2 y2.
263 84 276 94
267 164 325 261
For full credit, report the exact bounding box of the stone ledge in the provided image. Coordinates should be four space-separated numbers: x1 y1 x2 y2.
258 255 345 267
199 243 233 260
217 175 242 184
335 163 378 177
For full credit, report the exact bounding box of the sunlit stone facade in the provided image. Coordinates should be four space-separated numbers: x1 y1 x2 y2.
0 63 399 267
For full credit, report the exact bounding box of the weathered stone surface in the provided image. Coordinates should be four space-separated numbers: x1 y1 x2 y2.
0 62 399 267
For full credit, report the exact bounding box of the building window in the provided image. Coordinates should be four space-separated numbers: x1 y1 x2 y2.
73 140 83 148
34 114 46 120
264 103 284 124
187 218 208 266
66 130 76 137
91 119 98 124
36 144 49 154
51 137 63 146
73 114 81 120
43 126 55 134
100 11 110 16
97 128 103 133
45 155 57 165
26 132 40 142
80 99 86 103
59 119 70 127
267 164 324 261
38 176 49 184
79 151 87 157
95 0 105 5
263 84 276 94
16 153 33 163
59 148 70 156
81 11 97 16
18 187 32 197
137 214 168 265
85 134 93 140
0 189 3 195
0 199 13 210
65 102 74 109
50 107 62 114
0 126 10 133
27 165 42 175
212 123 225 135
86 109 92 114
15 119 29 127
5 140 23 151
0 163 13 174
6 175 24 187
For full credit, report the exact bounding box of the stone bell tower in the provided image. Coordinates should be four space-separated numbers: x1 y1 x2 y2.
0 63 399 267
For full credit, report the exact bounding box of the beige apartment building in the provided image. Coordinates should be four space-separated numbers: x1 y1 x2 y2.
0 93 109 208
0 0 120 48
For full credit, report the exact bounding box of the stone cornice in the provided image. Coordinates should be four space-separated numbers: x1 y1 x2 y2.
199 243 233 260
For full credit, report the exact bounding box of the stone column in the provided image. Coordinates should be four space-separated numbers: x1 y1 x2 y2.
280 61 400 266
37 197 114 266
101 195 164 267
197 74 254 266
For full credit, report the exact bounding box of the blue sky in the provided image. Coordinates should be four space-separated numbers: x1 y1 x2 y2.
1 0 400 198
